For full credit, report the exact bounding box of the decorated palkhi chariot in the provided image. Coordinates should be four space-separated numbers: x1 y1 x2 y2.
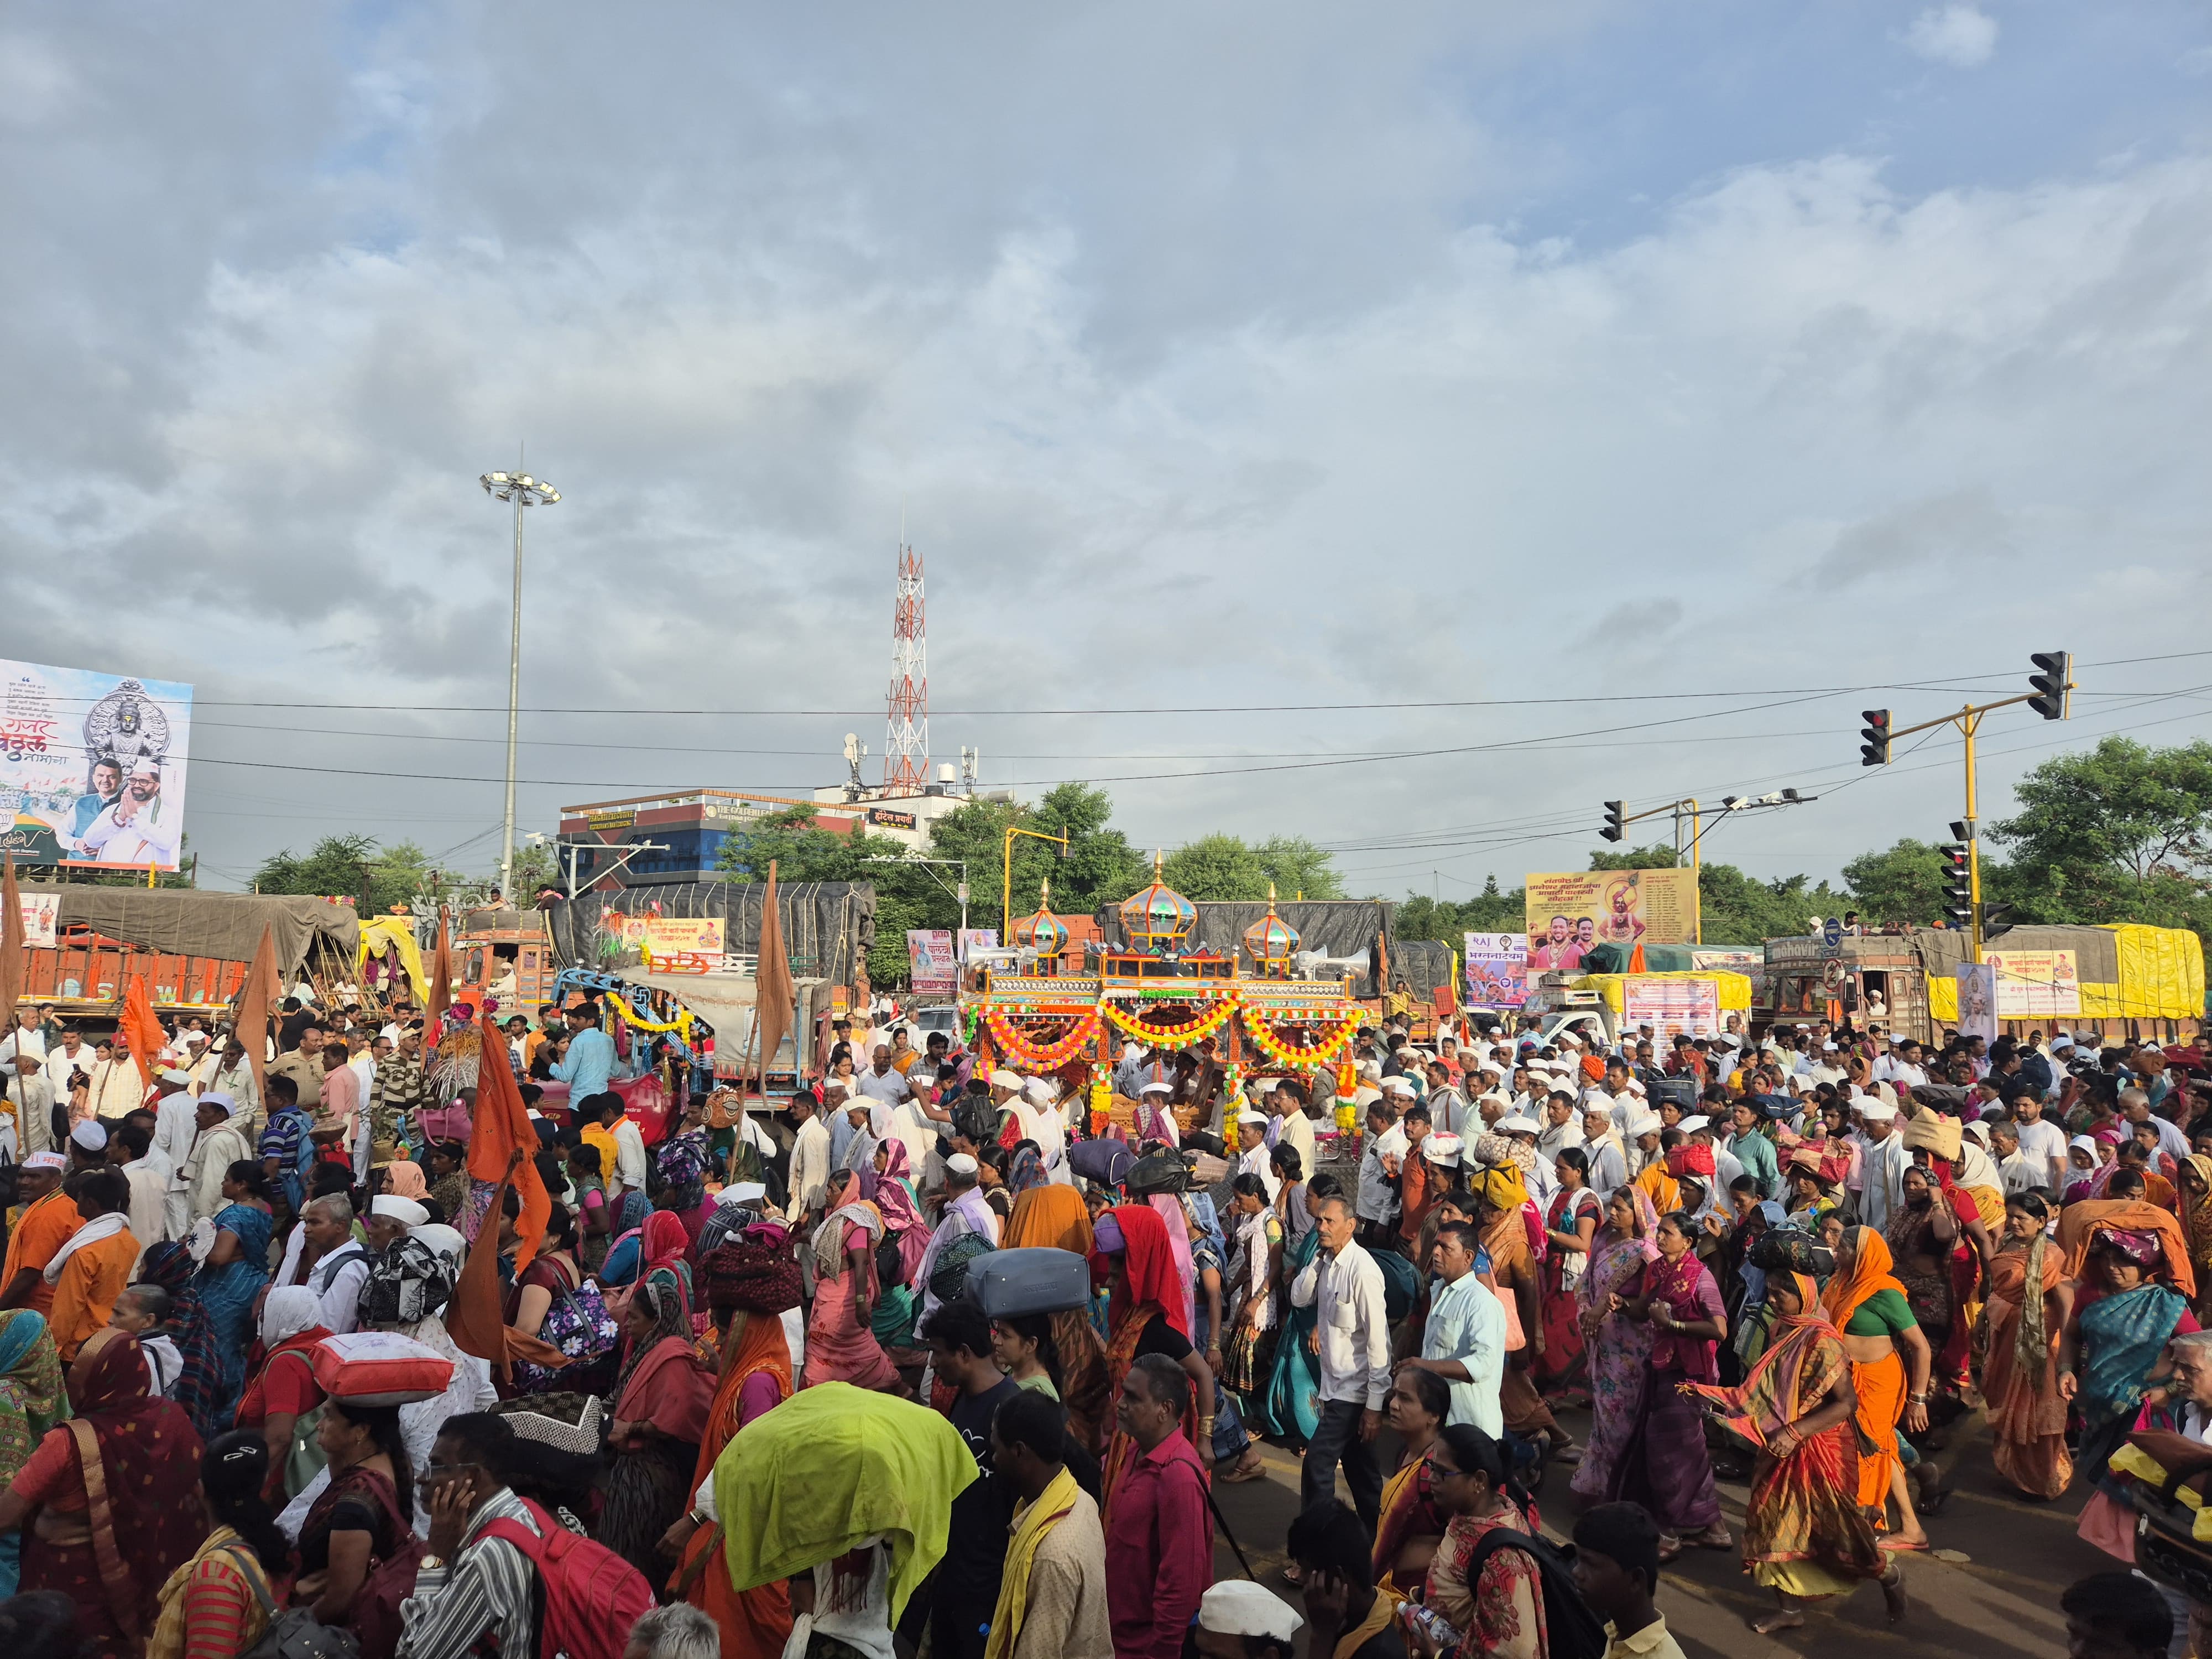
962 856 1364 1141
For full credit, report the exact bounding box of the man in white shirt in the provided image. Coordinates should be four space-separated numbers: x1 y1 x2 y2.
3 1054 56 1160
181 1093 255 1227
296 1194 371 1334
2122 1087 2194 1165
1271 1078 1319 1179
1290 1192 1392 1532
86 1042 145 1123
43 1029 98 1103
0 1012 46 1068
112 1118 173 1254
150 1072 199 1198
1851 1102 1910 1230
1581 1102 1627 1193
2010 1089 2069 1194
1234 1111 1280 1201
854 1046 911 1112
1535 1090 1585 1167
786 1091 833 1221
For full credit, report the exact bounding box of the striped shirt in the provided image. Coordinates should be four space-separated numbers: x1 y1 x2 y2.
396 1487 543 1659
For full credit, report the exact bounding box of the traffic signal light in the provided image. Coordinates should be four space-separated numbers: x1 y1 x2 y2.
1939 841 1973 924
2029 651 2072 721
1981 900 2016 933
1860 709 1891 767
1600 801 1626 843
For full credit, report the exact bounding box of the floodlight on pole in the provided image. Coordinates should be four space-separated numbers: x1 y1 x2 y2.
480 466 560 904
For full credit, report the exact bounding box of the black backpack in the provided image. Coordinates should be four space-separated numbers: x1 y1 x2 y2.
1464 1526 1609 1659
875 1232 907 1288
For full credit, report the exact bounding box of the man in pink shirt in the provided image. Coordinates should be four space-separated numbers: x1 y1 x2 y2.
317 1035 362 1164
1103 1354 1212 1658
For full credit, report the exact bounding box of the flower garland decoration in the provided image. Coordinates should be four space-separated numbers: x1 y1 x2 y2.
984 1004 1103 1072
1099 996 1237 1047
1241 1007 1360 1068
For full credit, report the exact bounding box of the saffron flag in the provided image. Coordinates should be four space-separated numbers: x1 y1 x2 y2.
236 924 281 1101
120 971 165 1089
754 859 794 1087
424 907 452 1048
0 859 25 1041
466 1009 549 1270
444 1160 569 1381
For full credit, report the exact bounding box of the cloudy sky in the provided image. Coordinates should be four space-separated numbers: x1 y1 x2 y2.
6 1 2209 897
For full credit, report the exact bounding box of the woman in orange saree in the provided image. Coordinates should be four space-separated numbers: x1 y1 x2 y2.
1686 1270 1903 1635
1980 1193 2074 1499
1819 1225 1931 1539
671 1230 803 1658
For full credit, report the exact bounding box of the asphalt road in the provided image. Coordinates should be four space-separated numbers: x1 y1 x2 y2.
1209 1402 2112 1659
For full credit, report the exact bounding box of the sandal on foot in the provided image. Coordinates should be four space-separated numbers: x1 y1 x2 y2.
1222 1452 1266 1483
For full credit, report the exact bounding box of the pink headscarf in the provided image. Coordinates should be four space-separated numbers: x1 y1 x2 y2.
1147 1194 1197 1339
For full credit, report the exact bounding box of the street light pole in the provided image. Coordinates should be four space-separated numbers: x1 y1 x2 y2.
479 466 560 904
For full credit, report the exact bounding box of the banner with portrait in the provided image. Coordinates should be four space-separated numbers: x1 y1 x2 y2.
1954 963 1998 1042
907 928 957 993
1623 977 1720 1038
1522 868 1698 971
1983 948 2081 1018
1463 932 1529 1008
0 660 193 872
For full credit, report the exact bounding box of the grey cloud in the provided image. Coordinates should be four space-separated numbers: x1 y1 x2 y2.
1801 486 2011 588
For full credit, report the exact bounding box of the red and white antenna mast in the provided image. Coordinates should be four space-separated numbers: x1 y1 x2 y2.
883 538 928 792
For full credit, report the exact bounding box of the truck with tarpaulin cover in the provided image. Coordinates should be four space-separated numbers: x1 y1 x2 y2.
1759 922 2204 1046
11 885 360 1019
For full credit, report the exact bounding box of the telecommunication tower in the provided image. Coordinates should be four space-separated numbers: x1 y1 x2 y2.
883 541 929 792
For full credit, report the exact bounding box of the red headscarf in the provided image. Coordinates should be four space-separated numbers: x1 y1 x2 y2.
1104 1203 1191 1341
643 1211 690 1275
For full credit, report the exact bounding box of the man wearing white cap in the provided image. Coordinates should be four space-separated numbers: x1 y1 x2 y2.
1191 1580 1301 1658
1 1052 55 1162
1134 1079 1180 1149
987 1068 1023 1116
1234 1110 1280 1201
1535 1089 1584 1168
1580 1101 1627 1194
1849 1099 1909 1230
1622 1114 1665 1182
916 1152 998 1319
1013 1076 1071 1181
179 1092 254 1229
364 1193 429 1255
150 1067 200 1192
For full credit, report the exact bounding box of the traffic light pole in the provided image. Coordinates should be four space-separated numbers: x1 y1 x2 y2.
1884 691 2041 965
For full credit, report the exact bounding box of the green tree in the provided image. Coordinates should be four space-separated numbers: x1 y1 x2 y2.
504 841 559 902
1841 839 1947 927
1164 834 1271 901
920 783 1145 938
1252 836 1345 900
1987 738 2212 937
254 834 380 904
1392 875 1528 943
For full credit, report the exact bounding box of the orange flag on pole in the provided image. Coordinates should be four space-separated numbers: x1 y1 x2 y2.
235 924 281 1102
466 1009 549 1269
119 971 164 1090
0 858 27 1042
754 859 794 1092
423 907 452 1049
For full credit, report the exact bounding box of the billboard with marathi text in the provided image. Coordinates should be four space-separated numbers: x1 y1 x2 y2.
0 660 193 873
1463 933 1529 1008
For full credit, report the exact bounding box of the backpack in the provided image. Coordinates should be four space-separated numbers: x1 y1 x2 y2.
1464 1526 1610 1659
1371 1247 1418 1326
266 1351 328 1499
479 1498 656 1659
515 1259 620 1396
349 1477 429 1659
221 1545 362 1659
874 1232 907 1289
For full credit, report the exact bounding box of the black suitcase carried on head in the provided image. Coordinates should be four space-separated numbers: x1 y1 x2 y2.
967 1246 1092 1318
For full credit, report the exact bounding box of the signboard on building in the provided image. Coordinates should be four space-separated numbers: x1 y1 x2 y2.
1622 977 1719 1037
1462 933 1528 1009
0 660 194 872
1522 868 1698 971
907 929 957 993
18 893 56 949
1984 948 2081 1018
868 807 918 831
641 916 726 959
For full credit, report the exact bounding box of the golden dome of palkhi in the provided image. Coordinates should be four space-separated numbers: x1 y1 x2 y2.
1120 851 1196 953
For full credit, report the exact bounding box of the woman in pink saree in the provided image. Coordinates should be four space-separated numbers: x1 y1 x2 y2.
804 1170 901 1391
1569 1187 1658 1503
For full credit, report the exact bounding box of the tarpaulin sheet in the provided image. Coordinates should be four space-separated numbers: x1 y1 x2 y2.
1392 939 1456 1008
23 885 359 977
1571 971 1754 1014
546 881 874 985
1091 899 1395 998
1922 922 2204 1023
